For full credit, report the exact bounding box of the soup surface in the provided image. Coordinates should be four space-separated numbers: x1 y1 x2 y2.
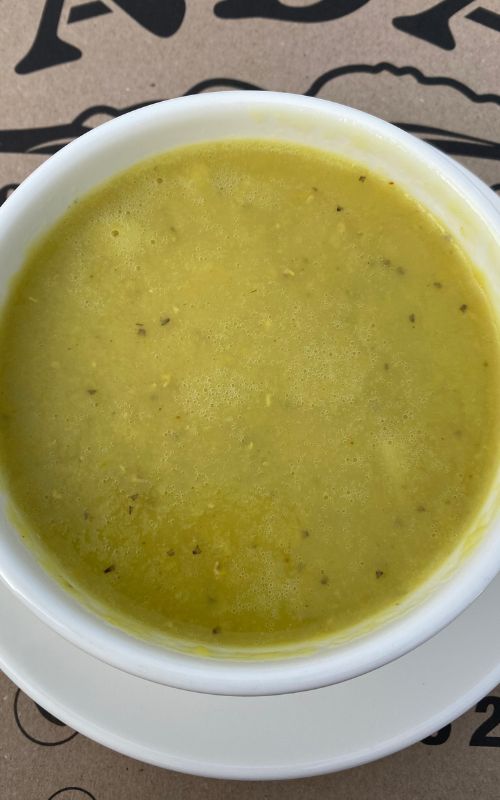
0 140 498 649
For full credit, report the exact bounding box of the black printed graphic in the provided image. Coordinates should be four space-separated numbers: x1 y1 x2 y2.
184 77 262 94
422 723 452 745
112 0 186 34
16 0 186 74
16 0 82 74
35 702 67 726
304 63 500 193
47 790 97 800
393 0 473 49
395 124 500 162
470 696 500 747
214 0 370 23
1 64 500 204
392 0 500 49
14 689 78 746
68 2 112 24
0 184 19 205
421 696 500 747
467 7 500 33
0 102 148 155
304 62 500 104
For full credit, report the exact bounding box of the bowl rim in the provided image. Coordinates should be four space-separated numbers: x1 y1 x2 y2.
0 90 499 696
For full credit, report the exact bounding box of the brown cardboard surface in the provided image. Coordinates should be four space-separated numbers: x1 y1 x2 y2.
0 1 499 796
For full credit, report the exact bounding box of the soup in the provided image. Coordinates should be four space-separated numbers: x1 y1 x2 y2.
0 140 498 649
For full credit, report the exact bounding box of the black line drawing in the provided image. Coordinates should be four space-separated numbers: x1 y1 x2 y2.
13 689 78 746
0 102 150 156
2 64 499 203
303 62 500 104
184 77 262 95
390 124 500 161
47 790 97 800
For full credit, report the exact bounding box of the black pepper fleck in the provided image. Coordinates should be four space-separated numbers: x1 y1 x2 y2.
359 175 366 183
192 544 202 555
409 313 416 323
103 565 115 574
376 570 384 578
460 304 468 313
160 317 171 326
87 389 97 395
212 626 221 635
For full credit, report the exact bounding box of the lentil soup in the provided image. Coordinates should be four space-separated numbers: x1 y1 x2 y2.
0 140 498 649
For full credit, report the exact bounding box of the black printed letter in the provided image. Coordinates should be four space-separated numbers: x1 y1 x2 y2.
214 0 371 24
16 0 186 74
393 0 475 50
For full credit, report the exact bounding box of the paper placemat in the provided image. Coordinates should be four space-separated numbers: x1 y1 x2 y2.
1 2 499 796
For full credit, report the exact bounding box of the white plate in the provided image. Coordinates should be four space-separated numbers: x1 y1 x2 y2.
1 570 500 780
1 163 499 780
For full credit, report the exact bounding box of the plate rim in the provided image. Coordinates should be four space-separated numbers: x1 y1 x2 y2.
1 588 500 781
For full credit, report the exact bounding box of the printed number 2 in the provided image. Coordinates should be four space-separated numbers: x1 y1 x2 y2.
470 696 500 747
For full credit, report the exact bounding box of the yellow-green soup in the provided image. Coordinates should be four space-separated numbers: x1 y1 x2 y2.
0 140 498 650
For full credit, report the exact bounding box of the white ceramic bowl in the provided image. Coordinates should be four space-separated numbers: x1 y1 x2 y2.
0 92 499 696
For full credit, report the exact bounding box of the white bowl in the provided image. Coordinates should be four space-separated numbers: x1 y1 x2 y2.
0 92 499 696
